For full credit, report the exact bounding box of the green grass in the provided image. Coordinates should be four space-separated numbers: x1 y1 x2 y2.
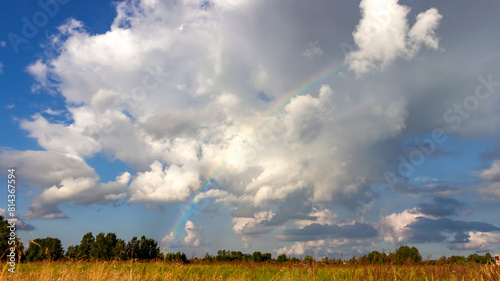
1 261 499 280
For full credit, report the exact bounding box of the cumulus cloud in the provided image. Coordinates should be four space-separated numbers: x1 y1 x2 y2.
16 0 500 256
479 160 500 182
20 114 101 157
128 161 200 203
294 208 338 228
477 160 500 200
29 172 130 219
161 220 208 249
379 206 500 250
184 221 206 247
161 232 181 249
406 217 500 244
450 231 500 251
0 150 97 188
26 60 54 93
232 211 274 248
347 0 442 75
17 0 415 247
379 207 435 244
275 238 370 257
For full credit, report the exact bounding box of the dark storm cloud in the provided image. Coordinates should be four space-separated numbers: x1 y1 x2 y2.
280 222 378 242
257 91 273 103
417 197 464 217
407 217 500 244
388 180 459 196
265 193 315 226
480 144 500 162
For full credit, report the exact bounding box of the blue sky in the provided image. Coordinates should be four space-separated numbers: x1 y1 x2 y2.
1 0 500 259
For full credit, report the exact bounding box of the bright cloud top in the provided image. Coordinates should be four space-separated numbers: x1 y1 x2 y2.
347 0 442 75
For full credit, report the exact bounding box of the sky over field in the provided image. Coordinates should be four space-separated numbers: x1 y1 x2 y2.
1 0 500 258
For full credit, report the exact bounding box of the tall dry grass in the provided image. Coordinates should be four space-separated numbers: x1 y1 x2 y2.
0 261 499 280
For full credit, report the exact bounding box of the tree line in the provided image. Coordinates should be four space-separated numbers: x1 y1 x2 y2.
0 216 498 264
331 246 496 265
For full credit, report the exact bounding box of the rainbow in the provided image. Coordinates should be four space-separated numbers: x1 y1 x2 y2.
165 60 349 252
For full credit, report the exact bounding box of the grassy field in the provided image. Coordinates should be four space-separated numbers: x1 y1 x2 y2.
1 261 499 281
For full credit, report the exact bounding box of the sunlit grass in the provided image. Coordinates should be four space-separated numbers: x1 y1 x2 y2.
1 261 499 280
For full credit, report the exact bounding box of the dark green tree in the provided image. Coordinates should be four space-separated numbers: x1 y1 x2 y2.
304 255 314 264
230 250 243 261
395 245 422 264
0 215 24 262
216 250 230 261
164 251 187 263
112 239 127 260
251 251 262 262
65 245 79 260
25 237 63 261
0 215 13 260
448 255 466 265
261 253 272 262
77 232 94 260
90 232 119 260
277 253 288 263
138 235 160 260
127 236 140 260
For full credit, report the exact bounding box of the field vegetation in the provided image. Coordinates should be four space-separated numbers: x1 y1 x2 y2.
1 260 500 281
2 216 500 280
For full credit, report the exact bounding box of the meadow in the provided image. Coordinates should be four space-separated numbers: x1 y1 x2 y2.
1 261 500 281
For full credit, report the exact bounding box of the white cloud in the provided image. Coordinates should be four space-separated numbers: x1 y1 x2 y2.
347 0 442 75
276 241 309 256
479 182 500 201
13 1 410 234
20 114 101 157
37 172 129 204
128 161 200 203
408 8 442 51
479 160 500 182
378 207 433 244
29 172 130 219
451 231 500 251
232 211 274 247
477 160 500 200
295 208 339 229
0 150 97 188
0 41 6 47
160 232 179 249
275 238 368 257
43 108 63 116
0 61 3 74
160 220 207 249
194 189 238 205
184 221 206 247
26 60 51 93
